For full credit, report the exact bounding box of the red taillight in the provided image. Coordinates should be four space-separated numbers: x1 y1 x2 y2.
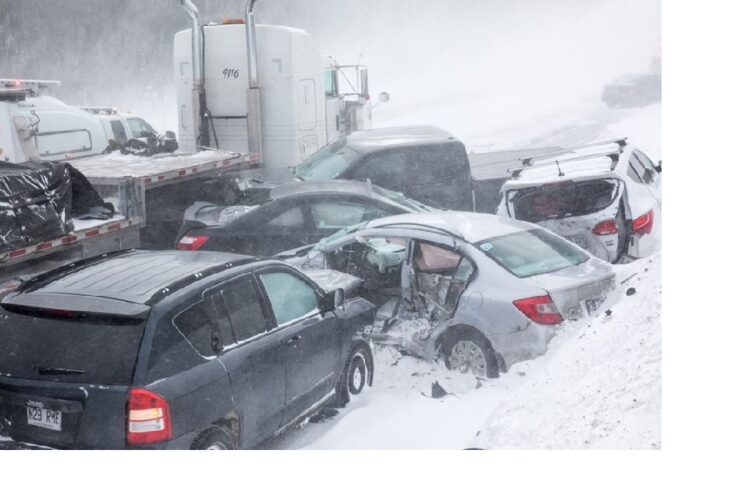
513 295 563 325
632 210 654 236
126 388 172 445
176 234 209 251
592 219 619 236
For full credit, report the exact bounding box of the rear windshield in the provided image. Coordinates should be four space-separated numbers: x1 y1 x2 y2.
0 308 146 385
508 179 618 223
477 228 589 278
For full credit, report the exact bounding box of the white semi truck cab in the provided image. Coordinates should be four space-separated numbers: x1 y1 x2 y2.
175 0 377 180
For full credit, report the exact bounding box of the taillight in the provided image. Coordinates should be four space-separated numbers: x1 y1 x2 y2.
513 295 563 325
176 234 209 250
592 219 618 236
632 210 654 236
126 388 172 445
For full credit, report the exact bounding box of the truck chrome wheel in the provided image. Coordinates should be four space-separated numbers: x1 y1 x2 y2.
448 340 488 378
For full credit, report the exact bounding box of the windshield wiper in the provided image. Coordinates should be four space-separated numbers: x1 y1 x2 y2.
38 367 87 376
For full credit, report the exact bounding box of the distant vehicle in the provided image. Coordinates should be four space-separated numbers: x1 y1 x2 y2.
80 106 177 153
285 212 615 379
176 179 434 257
497 139 662 263
602 73 661 108
0 250 373 449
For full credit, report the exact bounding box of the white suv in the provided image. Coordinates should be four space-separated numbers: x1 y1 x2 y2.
497 139 661 263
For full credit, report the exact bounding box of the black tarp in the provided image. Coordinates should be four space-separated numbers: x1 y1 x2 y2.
0 161 73 253
1 161 113 254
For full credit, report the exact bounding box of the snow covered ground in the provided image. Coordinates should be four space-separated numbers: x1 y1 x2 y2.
267 101 662 450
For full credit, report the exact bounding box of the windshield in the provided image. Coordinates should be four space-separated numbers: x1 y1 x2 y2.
477 228 589 278
372 184 434 213
294 138 360 180
508 179 619 223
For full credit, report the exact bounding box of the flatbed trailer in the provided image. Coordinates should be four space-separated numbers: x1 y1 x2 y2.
0 149 257 296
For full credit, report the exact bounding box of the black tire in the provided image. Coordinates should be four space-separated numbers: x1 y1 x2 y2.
334 341 373 407
191 426 236 450
442 330 502 379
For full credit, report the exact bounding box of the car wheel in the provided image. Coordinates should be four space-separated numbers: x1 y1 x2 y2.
443 331 502 379
191 426 236 450
335 341 374 407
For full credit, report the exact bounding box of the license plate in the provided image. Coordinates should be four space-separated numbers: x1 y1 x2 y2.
565 234 587 249
585 297 605 315
26 406 62 432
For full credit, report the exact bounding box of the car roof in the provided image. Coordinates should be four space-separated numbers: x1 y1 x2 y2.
344 125 461 153
270 179 380 200
3 250 258 311
364 211 534 242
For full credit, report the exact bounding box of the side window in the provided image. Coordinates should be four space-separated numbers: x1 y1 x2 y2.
173 300 219 357
126 117 156 138
310 199 392 229
259 271 320 325
351 150 410 192
633 150 657 184
110 120 128 143
411 143 468 181
220 278 269 342
627 154 647 184
267 205 305 228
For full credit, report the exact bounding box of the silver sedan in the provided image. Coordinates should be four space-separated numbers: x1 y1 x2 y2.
286 211 615 378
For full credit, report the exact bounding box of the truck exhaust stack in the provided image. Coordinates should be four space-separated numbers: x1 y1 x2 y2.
179 0 210 148
245 0 263 161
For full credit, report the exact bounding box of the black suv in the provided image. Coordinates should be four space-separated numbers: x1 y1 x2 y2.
0 250 374 449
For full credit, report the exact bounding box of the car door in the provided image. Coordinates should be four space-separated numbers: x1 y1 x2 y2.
626 152 661 258
346 149 410 194
306 195 397 242
233 199 313 256
256 267 342 425
409 143 474 211
632 149 662 207
209 274 292 447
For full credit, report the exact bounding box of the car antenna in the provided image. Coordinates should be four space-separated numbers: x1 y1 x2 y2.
556 160 565 177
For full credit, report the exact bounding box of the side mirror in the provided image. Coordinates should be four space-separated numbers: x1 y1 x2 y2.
655 160 662 173
320 288 345 313
165 130 177 140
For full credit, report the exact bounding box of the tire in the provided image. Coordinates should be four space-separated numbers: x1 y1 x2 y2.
334 341 373 407
191 426 236 450
442 330 502 379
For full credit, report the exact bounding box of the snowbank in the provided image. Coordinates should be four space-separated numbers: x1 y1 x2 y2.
473 254 661 449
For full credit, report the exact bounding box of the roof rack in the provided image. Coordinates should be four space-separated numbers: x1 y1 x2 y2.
520 138 628 166
510 137 628 179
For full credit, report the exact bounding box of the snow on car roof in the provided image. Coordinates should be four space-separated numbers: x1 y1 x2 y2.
365 211 533 242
